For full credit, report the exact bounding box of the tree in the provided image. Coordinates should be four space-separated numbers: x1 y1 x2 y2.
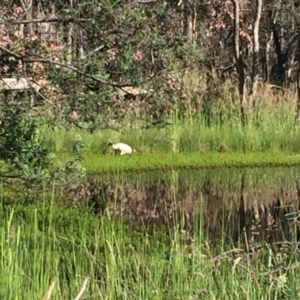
249 0 263 109
232 0 262 125
0 0 193 184
232 0 247 125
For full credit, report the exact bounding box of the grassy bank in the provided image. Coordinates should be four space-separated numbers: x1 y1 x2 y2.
0 200 298 299
80 151 300 174
36 108 300 173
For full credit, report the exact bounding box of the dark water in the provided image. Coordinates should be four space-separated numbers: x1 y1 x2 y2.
75 167 300 247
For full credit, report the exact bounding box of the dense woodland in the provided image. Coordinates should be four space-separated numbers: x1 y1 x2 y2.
0 0 300 180
1 0 300 122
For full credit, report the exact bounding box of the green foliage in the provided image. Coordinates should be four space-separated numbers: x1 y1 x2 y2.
2 0 298 130
0 0 298 188
0 94 86 187
38 0 199 125
0 98 50 182
52 134 86 184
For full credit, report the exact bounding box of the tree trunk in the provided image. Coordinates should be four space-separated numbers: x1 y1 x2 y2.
232 0 247 126
295 37 300 123
182 0 197 42
20 0 33 37
272 23 286 86
249 0 263 109
264 7 280 83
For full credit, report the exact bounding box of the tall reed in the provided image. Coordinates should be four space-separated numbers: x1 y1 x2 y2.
1 192 299 299
38 108 300 155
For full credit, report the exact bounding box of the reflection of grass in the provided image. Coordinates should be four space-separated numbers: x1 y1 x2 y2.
90 167 300 190
39 108 300 156
1 198 299 299
79 151 300 174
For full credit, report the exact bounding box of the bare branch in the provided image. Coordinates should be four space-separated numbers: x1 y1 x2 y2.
0 46 23 59
0 77 33 90
135 0 157 2
24 57 122 87
232 0 240 69
0 46 142 88
4 17 92 25
22 63 61 110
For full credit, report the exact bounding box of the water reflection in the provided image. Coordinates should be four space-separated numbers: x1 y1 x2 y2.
76 167 300 246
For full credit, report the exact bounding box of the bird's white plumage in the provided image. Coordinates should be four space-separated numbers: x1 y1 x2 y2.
108 141 134 155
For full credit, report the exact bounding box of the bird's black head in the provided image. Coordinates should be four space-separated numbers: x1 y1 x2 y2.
108 140 114 147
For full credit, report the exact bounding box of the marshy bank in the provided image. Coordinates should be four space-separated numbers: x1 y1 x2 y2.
38 109 300 176
2 166 300 299
81 151 300 174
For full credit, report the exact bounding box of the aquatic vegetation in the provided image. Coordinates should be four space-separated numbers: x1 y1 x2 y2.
1 196 300 299
81 151 300 174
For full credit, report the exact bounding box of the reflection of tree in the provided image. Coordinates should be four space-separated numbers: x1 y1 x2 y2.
72 174 300 249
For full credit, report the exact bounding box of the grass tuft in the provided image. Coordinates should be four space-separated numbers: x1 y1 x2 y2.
0 197 299 299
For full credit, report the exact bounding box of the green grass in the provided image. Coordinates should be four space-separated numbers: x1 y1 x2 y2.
80 151 300 174
36 109 300 173
0 197 299 299
2 109 299 298
39 108 300 156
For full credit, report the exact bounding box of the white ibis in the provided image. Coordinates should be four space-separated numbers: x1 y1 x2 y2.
108 141 135 156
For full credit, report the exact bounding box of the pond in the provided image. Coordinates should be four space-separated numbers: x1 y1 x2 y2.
82 167 300 245
2 166 300 299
